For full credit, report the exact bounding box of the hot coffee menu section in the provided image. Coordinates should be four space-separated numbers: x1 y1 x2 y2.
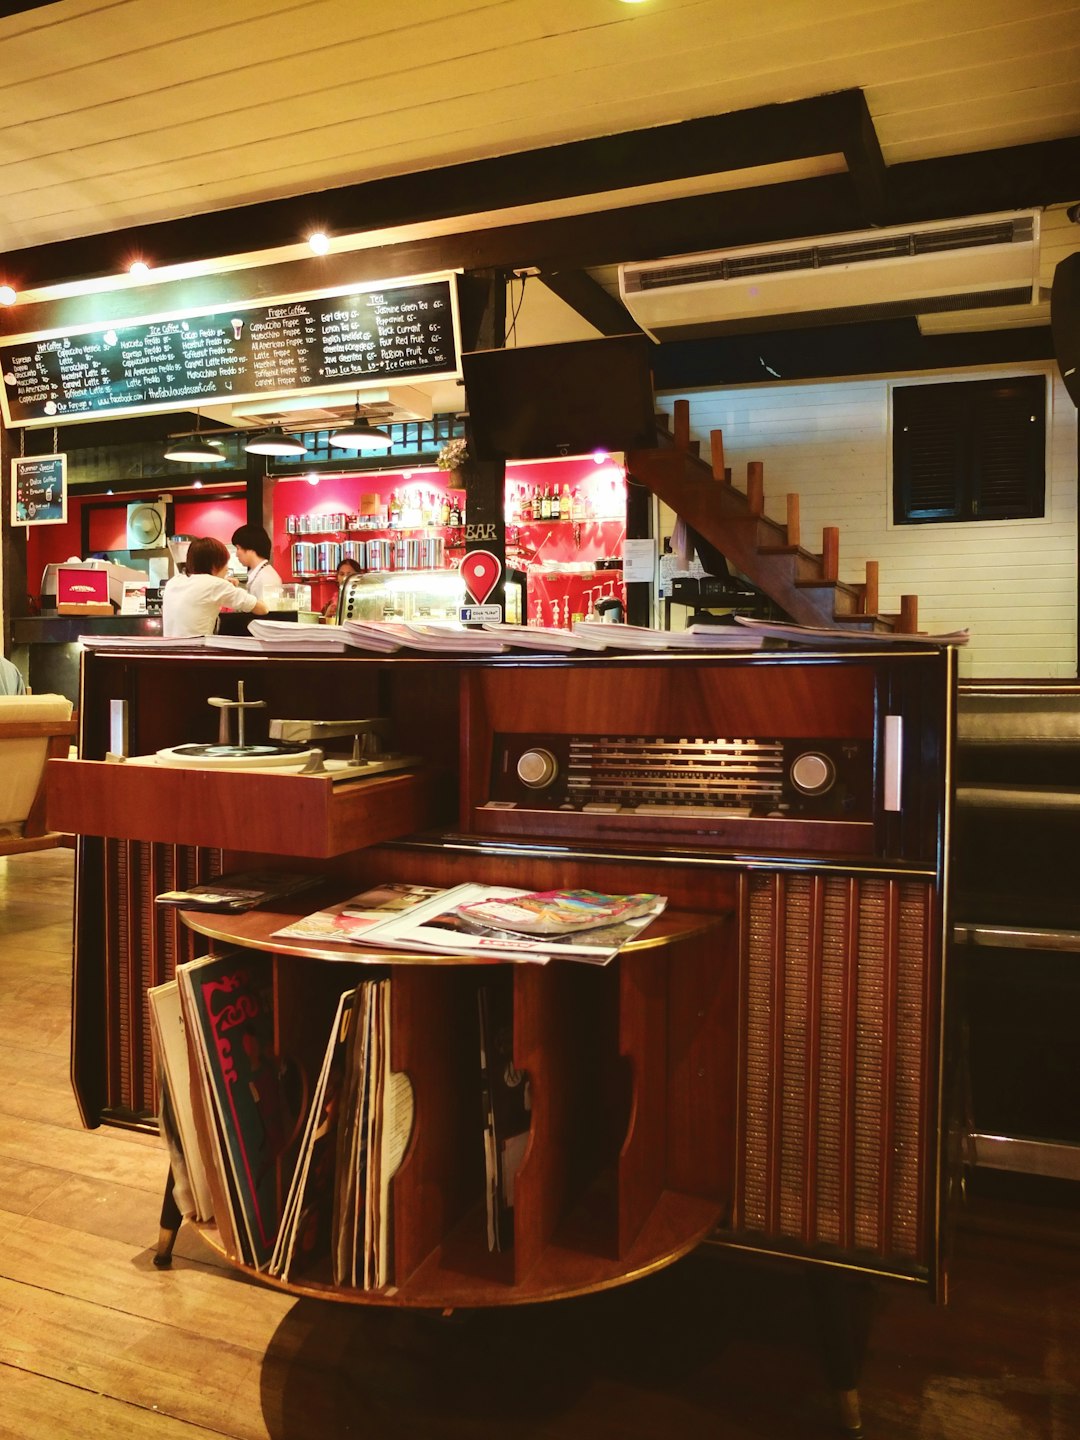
0 277 459 425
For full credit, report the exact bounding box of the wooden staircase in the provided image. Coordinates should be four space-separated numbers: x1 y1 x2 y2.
627 399 920 633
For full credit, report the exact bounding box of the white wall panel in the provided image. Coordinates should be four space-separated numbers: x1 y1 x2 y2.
659 363 1078 679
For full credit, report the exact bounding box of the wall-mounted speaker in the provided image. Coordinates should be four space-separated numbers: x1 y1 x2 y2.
1050 251 1080 409
126 500 166 550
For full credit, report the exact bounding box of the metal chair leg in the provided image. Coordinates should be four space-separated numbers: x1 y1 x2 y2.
153 1166 183 1268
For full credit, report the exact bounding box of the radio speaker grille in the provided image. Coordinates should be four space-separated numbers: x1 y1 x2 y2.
736 872 936 1273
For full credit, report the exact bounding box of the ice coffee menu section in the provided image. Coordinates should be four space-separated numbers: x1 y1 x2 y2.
0 277 459 425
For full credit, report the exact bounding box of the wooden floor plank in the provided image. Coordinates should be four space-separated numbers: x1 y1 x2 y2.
0 1365 219 1440
0 1278 271 1440
0 1114 163 1193
0 1217 291 1352
0 847 1078 1440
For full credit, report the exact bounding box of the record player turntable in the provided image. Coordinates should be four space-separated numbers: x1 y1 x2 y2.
149 682 417 779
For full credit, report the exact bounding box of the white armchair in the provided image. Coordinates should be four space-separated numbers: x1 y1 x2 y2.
0 694 76 856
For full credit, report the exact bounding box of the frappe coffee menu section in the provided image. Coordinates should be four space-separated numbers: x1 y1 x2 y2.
0 277 460 425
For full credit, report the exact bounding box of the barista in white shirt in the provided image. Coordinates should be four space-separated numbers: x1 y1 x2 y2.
230 523 284 604
163 536 267 637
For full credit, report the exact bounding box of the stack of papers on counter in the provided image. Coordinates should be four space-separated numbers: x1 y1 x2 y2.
79 634 206 650
571 621 764 651
206 620 348 653
732 616 971 646
482 624 608 652
341 621 507 654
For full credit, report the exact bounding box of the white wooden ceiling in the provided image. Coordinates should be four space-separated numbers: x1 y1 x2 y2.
1 0 1078 254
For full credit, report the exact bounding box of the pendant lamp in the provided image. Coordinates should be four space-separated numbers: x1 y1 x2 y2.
163 414 228 464
243 427 308 457
328 397 393 450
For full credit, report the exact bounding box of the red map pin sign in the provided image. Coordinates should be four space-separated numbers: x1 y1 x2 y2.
460 550 502 606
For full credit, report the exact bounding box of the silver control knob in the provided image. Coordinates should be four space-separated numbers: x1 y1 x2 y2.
789 750 836 796
517 747 559 789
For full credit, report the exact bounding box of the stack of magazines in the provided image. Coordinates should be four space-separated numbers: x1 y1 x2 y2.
274 882 667 965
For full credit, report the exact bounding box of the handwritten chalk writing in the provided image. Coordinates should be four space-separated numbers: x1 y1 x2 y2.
1 280 458 424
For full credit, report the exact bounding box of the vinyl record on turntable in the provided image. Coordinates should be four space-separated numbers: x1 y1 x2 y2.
155 741 318 769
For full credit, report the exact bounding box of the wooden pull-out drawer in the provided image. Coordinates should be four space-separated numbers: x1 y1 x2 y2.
47 757 441 857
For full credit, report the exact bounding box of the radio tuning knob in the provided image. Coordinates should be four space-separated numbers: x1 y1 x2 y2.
790 750 836 796
517 747 559 789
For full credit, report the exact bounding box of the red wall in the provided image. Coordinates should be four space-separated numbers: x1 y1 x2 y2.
25 488 246 600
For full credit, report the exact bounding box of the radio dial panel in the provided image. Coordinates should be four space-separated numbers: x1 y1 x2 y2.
489 733 871 820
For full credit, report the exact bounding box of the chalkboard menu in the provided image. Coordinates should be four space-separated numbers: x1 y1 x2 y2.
0 277 459 426
11 453 67 525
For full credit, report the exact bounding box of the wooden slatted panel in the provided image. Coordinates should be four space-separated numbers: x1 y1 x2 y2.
103 839 221 1120
736 871 934 1270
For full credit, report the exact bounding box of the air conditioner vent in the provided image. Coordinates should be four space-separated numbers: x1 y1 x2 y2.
619 210 1040 339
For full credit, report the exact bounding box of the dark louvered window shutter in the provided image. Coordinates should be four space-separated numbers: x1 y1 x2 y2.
893 376 1045 525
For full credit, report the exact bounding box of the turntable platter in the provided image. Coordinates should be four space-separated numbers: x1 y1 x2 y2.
154 741 319 770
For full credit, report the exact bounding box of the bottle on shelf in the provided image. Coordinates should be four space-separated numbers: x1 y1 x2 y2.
440 491 451 526
388 491 402 526
522 486 534 522
560 484 572 521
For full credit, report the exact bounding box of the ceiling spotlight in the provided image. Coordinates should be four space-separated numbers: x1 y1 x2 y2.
0 284 16 305
328 397 393 450
164 414 228 464
308 231 330 255
243 427 308 457
129 260 150 277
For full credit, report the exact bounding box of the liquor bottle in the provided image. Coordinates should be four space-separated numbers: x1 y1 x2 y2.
440 492 451 526
571 485 586 522
560 484 572 520
521 486 533 522
388 491 402 526
449 493 461 526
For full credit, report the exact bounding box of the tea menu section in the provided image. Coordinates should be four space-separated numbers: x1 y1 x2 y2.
0 278 458 425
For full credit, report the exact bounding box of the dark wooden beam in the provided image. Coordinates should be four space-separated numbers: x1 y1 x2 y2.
1 90 876 293
539 270 641 336
652 320 1056 390
4 175 868 341
886 136 1080 221
837 90 890 224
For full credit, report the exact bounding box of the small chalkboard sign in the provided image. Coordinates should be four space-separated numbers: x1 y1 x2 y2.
1 276 460 426
11 453 66 526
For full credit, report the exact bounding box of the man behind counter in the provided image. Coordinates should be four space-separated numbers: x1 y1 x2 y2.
231 524 284 602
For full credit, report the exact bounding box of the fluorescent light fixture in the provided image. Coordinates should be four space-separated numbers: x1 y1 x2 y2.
243 427 308 457
328 398 393 450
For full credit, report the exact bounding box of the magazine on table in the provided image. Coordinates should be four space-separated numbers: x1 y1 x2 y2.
313 883 668 965
272 882 445 943
156 869 322 913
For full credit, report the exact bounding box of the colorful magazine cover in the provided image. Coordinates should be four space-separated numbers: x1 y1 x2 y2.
179 952 303 1270
272 882 443 943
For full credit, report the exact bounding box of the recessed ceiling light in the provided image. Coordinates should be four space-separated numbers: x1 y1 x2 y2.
308 232 330 255
0 284 16 305
129 260 150 277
